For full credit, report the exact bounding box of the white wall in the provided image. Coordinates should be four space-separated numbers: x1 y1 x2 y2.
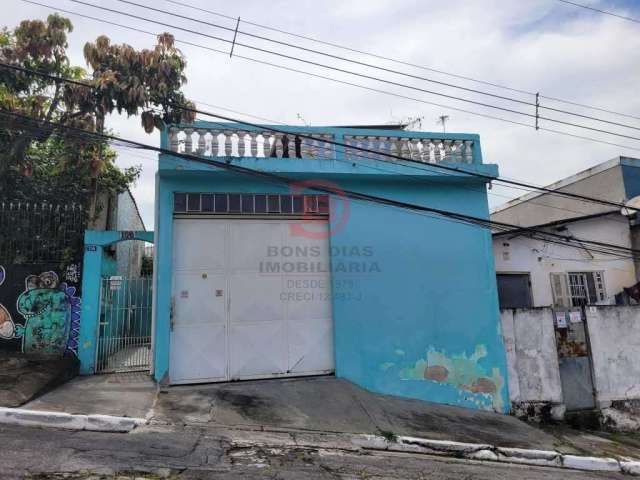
586 306 640 406
494 214 636 307
501 308 563 405
491 162 626 227
116 191 146 277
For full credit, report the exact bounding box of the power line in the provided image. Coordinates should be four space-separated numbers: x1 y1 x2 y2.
106 0 640 133
111 0 533 108
60 0 640 141
4 110 639 262
146 0 640 131
184 104 640 217
189 110 632 227
556 0 640 24
20 0 640 154
3 61 640 217
5 110 638 258
157 104 630 229
3 107 639 260
166 0 640 122
156 0 633 134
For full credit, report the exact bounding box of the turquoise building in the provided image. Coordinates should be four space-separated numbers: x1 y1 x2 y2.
152 122 510 413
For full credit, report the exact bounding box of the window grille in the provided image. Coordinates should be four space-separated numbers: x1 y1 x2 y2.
174 193 329 216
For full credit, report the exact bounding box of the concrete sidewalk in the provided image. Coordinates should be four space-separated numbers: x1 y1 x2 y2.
23 372 156 419
19 373 640 461
24 374 553 448
153 375 558 449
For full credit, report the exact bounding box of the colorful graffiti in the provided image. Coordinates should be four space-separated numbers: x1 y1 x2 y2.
399 345 505 412
0 271 81 355
0 266 15 339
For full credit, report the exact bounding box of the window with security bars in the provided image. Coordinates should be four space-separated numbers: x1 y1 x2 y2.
173 193 329 215
550 271 606 307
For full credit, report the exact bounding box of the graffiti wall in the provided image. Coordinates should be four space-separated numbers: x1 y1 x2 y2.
0 263 82 356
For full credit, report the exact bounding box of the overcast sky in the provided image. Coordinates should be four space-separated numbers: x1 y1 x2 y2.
5 0 640 228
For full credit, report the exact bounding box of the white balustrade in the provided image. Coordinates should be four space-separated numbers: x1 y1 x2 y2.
167 127 474 164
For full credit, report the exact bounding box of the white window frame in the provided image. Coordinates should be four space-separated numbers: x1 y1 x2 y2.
550 271 606 307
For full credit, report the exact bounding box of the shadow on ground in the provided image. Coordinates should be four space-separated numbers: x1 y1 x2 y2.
0 352 78 407
153 376 557 449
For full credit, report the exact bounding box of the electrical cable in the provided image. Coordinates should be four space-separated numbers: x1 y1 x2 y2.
54 0 640 141
556 0 640 24
111 0 640 132
19 0 640 153
190 111 632 226
4 61 640 216
3 107 640 260
167 0 640 122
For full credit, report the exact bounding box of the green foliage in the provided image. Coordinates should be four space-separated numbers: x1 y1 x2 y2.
0 14 194 205
140 255 153 277
3 131 141 204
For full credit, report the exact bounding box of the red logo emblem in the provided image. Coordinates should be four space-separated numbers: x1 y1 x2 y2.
289 179 350 240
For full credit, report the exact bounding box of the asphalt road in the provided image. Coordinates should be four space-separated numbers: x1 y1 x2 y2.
0 424 626 479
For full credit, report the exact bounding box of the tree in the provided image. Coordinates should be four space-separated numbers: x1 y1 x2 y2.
0 14 195 204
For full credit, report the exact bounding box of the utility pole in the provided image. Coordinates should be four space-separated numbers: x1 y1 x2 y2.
437 115 450 133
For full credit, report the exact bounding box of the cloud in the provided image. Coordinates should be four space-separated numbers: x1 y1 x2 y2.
4 0 639 226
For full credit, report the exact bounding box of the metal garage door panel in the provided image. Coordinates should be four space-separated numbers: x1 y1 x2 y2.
173 272 226 325
288 317 335 374
173 219 226 271
228 272 286 379
229 221 282 271
170 217 334 383
282 220 333 374
229 273 284 323
170 324 227 383
229 322 287 379
171 219 228 384
286 278 332 320
170 272 227 383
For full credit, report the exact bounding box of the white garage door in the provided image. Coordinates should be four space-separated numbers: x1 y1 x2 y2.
170 218 334 384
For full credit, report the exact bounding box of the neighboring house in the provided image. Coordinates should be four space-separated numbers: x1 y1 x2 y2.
151 122 510 413
492 156 640 308
92 189 147 279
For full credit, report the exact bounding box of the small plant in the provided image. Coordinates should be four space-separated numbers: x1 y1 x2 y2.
378 429 398 443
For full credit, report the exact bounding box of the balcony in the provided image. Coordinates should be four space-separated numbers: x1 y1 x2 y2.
165 123 481 165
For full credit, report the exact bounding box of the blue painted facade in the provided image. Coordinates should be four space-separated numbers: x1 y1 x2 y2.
154 122 510 413
78 230 153 374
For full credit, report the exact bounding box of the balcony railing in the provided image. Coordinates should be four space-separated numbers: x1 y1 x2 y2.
167 126 477 164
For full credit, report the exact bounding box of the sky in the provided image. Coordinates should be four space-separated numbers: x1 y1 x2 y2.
4 0 640 228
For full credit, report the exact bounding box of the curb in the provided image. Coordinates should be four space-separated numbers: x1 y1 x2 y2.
2 409 639 475
0 407 146 433
356 434 639 476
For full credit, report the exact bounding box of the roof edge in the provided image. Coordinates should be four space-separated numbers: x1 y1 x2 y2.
491 156 628 215
493 209 621 238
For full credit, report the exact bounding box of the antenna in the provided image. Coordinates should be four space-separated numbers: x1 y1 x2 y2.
296 113 310 126
437 115 450 133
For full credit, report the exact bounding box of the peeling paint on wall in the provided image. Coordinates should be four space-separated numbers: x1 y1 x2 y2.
399 345 505 412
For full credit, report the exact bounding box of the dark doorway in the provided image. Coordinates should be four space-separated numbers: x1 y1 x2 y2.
497 273 532 309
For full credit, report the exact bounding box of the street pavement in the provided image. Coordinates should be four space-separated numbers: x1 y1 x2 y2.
0 423 627 479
